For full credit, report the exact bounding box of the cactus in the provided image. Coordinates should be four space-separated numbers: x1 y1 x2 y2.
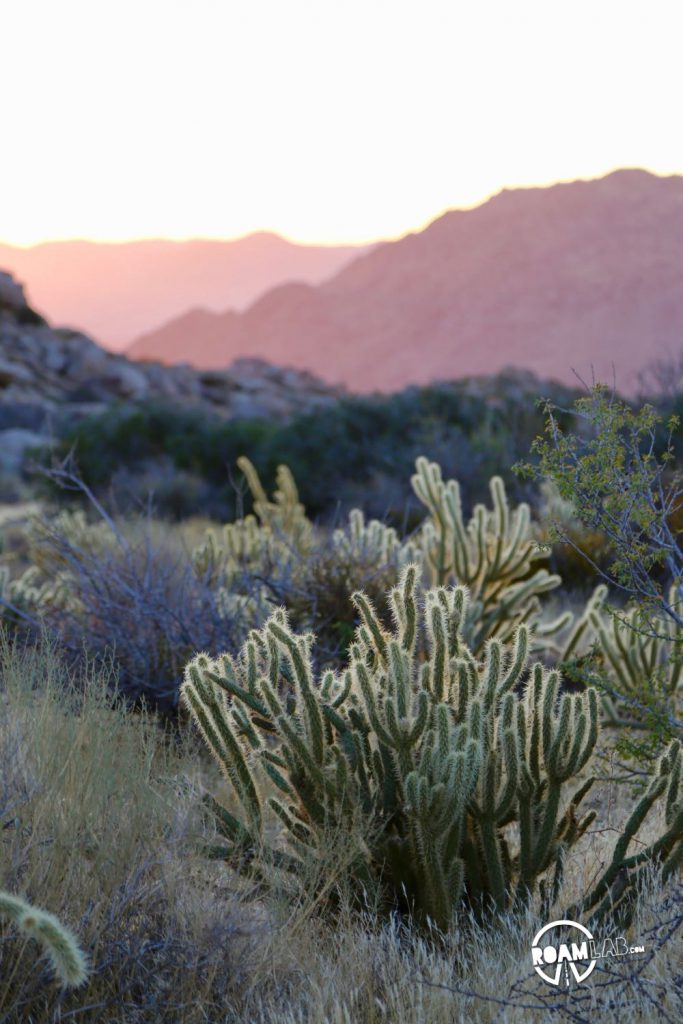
191 456 578 660
331 508 420 568
569 738 683 928
0 891 88 988
587 584 683 727
180 565 679 930
236 456 311 551
411 457 572 652
191 464 419 649
192 458 313 597
555 583 683 741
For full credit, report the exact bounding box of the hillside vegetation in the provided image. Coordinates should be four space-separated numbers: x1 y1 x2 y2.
1 397 682 1021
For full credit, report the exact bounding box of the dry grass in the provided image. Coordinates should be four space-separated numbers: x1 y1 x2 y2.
0 633 681 1023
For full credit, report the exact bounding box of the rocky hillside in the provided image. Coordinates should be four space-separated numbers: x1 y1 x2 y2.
128 169 683 393
0 272 341 474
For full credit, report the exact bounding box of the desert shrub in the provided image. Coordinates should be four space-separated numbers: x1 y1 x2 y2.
519 389 683 762
182 566 683 933
520 385 683 621
44 374 582 522
44 401 276 518
5 504 258 709
535 479 614 590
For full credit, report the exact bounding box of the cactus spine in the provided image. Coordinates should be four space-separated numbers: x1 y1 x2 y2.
0 891 89 988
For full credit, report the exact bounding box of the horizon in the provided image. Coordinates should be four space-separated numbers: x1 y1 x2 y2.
1 165 678 251
4 1 683 247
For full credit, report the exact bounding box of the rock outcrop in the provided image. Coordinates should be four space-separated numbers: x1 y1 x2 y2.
0 271 340 414
0 272 342 474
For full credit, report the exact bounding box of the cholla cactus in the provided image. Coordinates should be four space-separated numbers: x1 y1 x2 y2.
1 563 73 625
0 509 118 625
331 508 420 567
193 455 575 659
192 458 313 591
236 456 311 550
411 457 571 652
0 891 88 988
570 738 683 927
27 509 113 569
582 584 682 727
193 515 289 587
182 565 632 929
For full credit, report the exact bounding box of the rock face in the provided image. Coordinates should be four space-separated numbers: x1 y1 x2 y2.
0 272 342 468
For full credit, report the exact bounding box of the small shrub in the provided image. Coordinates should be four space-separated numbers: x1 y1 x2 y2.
8 505 258 709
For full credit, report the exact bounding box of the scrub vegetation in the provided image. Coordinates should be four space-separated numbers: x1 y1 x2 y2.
1 382 682 1022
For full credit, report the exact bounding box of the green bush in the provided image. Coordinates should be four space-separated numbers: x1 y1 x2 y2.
46 374 581 522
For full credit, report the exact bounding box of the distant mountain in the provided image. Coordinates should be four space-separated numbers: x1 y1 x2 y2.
128 169 683 392
0 234 367 349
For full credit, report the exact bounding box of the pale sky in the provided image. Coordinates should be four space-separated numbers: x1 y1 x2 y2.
3 0 683 246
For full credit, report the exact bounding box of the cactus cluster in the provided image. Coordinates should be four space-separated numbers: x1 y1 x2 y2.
181 565 681 930
331 507 420 568
191 459 312 618
1 508 121 625
190 456 579 658
0 891 88 988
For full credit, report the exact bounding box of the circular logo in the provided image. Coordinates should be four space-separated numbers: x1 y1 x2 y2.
531 919 597 987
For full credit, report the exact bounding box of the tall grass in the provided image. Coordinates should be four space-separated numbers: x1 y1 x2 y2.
0 633 260 1021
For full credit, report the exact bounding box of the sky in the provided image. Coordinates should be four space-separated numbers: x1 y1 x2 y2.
3 0 683 247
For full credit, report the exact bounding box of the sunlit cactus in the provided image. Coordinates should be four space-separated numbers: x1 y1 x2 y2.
0 891 89 988
180 564 663 930
331 508 419 567
189 455 588 662
193 514 287 586
192 458 312 592
411 457 571 652
236 456 311 548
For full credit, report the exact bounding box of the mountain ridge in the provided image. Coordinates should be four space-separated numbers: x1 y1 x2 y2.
128 168 683 391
